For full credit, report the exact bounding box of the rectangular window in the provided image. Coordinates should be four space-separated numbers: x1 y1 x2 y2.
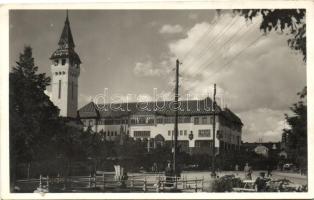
180 130 183 136
138 117 146 124
58 80 61 99
183 117 191 123
194 117 199 125
195 141 201 148
168 130 171 136
184 130 187 136
62 59 66 65
201 117 207 124
157 118 163 124
148 118 154 124
198 129 211 137
54 59 58 66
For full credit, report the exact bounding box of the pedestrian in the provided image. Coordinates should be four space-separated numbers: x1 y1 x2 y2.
235 164 239 176
121 171 128 188
267 165 272 177
153 162 158 173
164 162 173 187
254 172 270 192
235 164 239 171
244 162 252 180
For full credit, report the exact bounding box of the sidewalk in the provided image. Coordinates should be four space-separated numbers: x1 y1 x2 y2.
272 170 307 180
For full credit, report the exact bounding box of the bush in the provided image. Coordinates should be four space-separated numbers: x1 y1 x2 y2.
212 175 244 192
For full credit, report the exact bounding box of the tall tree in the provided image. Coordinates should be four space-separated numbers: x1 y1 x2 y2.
9 46 59 187
283 87 307 173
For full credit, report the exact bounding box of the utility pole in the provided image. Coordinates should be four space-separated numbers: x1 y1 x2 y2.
173 59 180 176
211 84 217 178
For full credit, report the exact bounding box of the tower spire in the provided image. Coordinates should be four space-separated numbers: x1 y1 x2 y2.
50 10 81 63
66 9 69 23
57 9 75 49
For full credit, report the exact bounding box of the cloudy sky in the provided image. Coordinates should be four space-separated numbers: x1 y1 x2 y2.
9 10 306 142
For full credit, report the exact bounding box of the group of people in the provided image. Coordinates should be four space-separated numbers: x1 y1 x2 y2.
235 162 272 180
241 162 272 192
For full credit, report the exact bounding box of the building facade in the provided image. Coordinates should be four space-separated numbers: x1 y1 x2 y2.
49 13 243 155
78 99 243 155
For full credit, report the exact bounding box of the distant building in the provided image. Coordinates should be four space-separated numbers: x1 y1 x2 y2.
78 99 243 155
241 142 281 157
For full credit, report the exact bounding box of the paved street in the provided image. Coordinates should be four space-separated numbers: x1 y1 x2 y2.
183 170 307 191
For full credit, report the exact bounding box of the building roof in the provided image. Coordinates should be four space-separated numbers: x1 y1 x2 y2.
78 97 243 125
58 14 75 49
50 12 81 64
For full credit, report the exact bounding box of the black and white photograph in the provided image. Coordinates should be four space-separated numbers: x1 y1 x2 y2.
0 1 313 199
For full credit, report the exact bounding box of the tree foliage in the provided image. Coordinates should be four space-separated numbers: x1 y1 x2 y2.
283 87 307 172
235 9 306 61
10 46 60 182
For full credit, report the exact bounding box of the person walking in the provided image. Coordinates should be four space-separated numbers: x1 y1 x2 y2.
267 165 272 177
235 164 239 176
165 162 173 187
244 162 252 180
254 172 270 192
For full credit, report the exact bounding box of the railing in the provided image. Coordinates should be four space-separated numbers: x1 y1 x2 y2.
15 174 204 193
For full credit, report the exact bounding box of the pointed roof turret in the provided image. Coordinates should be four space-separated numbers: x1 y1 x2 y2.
58 10 75 49
50 11 81 64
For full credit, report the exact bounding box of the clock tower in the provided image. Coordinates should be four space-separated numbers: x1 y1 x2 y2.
50 12 81 118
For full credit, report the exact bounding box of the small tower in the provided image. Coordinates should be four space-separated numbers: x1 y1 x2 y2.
50 11 81 118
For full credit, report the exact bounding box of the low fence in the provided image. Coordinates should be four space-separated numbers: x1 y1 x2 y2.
15 173 204 193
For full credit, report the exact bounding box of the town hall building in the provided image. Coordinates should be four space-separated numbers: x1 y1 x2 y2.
50 13 243 155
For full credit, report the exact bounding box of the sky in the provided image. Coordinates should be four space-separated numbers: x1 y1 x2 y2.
9 10 306 142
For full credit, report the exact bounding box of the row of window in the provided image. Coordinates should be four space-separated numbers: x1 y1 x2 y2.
167 130 189 136
53 59 80 68
54 71 77 77
219 130 241 144
194 116 213 125
198 129 211 137
54 59 67 66
84 116 216 126
134 131 150 137
55 71 66 75
130 116 210 125
101 131 119 137
130 117 155 125
167 129 211 138
97 119 128 125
